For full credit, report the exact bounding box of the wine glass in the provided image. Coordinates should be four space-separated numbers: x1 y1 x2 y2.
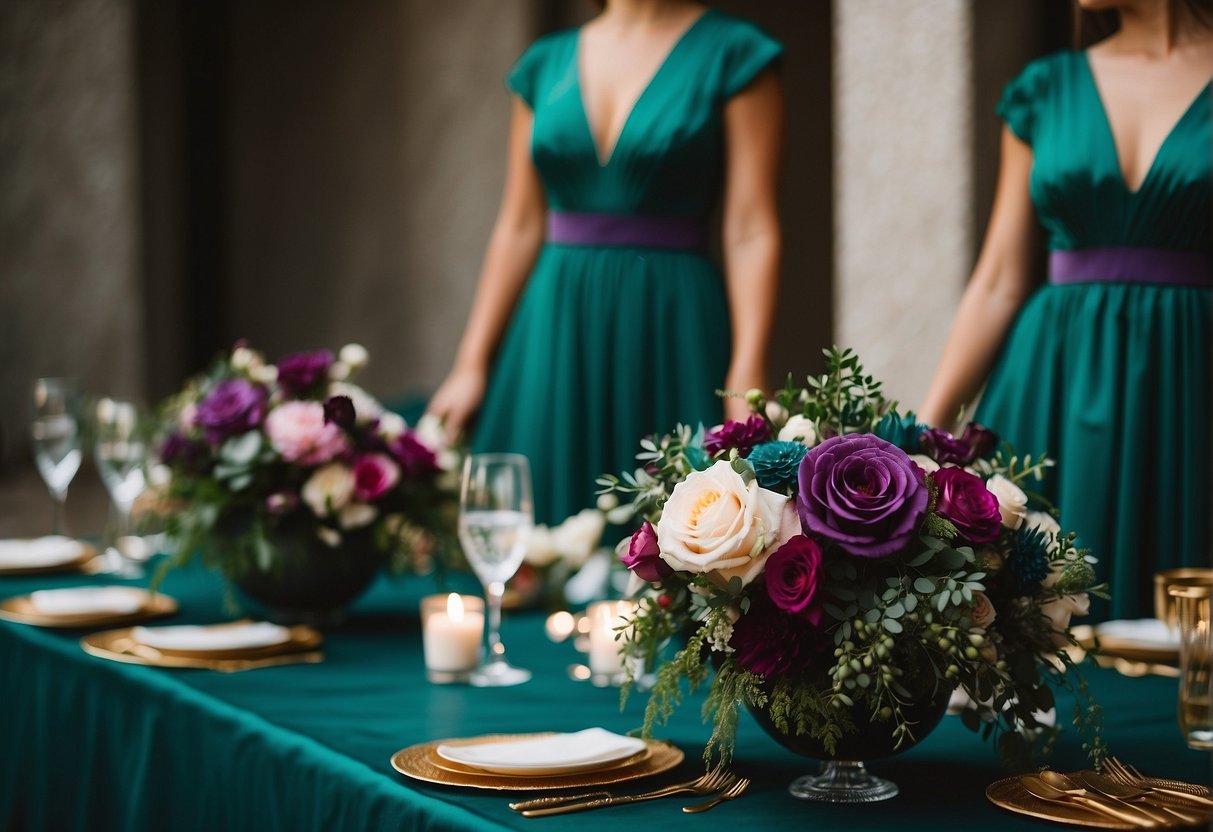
458 453 534 687
29 378 82 535
93 398 149 577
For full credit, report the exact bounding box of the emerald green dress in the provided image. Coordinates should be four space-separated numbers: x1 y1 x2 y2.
472 10 782 525
976 52 1211 619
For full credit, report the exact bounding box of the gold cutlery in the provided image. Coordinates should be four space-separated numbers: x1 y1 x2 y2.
1104 757 1213 808
1019 774 1156 827
509 767 726 812
682 777 750 813
518 769 735 817
1076 770 1208 825
1039 771 1167 825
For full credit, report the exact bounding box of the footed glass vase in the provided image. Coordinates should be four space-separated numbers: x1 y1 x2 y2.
747 684 952 803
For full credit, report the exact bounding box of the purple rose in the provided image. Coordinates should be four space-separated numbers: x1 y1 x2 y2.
388 431 440 478
931 467 1002 544
194 379 267 442
276 350 334 395
159 431 209 470
796 434 928 558
323 395 356 431
730 593 826 679
764 535 824 620
352 453 401 502
960 422 999 460
704 415 772 457
621 521 673 582
920 423 1001 466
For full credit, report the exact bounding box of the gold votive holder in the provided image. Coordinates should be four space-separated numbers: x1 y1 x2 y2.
1168 583 1213 751
420 593 485 684
1155 568 1213 628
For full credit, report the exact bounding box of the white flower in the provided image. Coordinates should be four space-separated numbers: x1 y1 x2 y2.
656 460 799 586
338 343 369 370
177 402 198 433
1026 510 1060 536
596 493 619 512
708 615 736 654
338 502 377 530
765 401 789 429
1041 592 1091 646
302 463 356 517
328 361 351 382
414 413 460 471
524 525 558 567
777 414 818 447
551 509 606 569
230 346 264 372
377 411 407 439
328 382 384 425
316 526 342 548
251 364 278 385
986 474 1028 530
910 454 940 473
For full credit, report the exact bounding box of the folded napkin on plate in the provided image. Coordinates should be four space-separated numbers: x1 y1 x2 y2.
0 536 86 568
29 586 146 616
437 728 646 770
1096 619 1180 649
131 622 291 652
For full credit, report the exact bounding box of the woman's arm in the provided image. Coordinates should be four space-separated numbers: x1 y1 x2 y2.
426 99 547 441
720 68 784 422
917 126 1039 431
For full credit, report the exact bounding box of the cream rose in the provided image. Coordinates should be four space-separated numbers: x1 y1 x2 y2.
338 502 377 530
657 461 799 586
777 414 818 447
524 525 558 567
302 463 356 517
970 591 997 628
1041 592 1091 646
986 474 1028 530
910 454 940 474
551 508 606 568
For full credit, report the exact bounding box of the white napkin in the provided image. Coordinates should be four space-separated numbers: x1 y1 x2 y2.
131 622 291 652
0 536 86 569
436 728 646 772
29 586 147 616
1096 618 1180 649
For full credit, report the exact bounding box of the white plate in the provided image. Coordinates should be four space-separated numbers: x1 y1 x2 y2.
435 728 647 775
1095 619 1180 650
131 622 292 652
29 586 148 616
0 536 88 569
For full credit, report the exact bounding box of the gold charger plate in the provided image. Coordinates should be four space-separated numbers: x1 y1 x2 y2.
0 589 178 628
390 734 683 791
0 543 98 576
80 623 324 672
987 774 1211 829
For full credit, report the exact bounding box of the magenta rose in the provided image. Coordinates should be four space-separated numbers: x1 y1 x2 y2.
764 535 825 621
352 453 401 502
194 379 267 443
276 350 334 395
796 434 928 558
323 395 356 431
932 466 1002 544
703 415 772 457
621 521 673 582
388 431 440 478
264 401 350 465
730 593 826 679
920 423 1000 466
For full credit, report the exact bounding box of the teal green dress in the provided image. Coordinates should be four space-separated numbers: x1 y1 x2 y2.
976 51 1211 619
472 10 782 525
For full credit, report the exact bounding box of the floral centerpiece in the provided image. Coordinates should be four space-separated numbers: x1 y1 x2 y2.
157 341 459 617
599 348 1105 801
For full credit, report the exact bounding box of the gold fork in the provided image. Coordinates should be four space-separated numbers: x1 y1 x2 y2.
508 766 729 812
682 777 751 813
1105 757 1213 807
518 769 736 817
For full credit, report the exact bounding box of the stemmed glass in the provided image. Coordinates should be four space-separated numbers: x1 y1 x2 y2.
30 378 82 535
93 398 149 577
458 453 534 687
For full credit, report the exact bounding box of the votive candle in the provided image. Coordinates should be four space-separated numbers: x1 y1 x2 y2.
587 600 635 685
421 593 485 684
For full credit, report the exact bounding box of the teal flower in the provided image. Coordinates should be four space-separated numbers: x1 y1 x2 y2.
748 441 808 490
1008 525 1052 595
874 412 928 454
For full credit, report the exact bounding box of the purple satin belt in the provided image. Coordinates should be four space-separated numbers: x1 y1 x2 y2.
1049 247 1210 288
547 211 708 251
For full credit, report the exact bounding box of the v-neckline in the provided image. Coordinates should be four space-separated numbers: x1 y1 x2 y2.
1082 51 1211 196
575 9 712 168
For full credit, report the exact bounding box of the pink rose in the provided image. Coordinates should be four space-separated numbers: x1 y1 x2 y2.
265 401 349 465
352 453 400 502
971 591 997 628
764 535 825 623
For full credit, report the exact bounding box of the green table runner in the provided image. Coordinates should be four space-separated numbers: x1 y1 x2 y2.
1 562 1207 831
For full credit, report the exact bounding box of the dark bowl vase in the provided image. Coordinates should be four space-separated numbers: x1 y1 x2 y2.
747 678 952 803
226 522 385 626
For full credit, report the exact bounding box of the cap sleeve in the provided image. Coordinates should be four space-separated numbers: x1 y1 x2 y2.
995 55 1055 146
505 39 548 108
722 22 783 99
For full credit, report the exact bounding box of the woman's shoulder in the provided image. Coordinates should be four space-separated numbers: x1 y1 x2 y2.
1006 49 1082 96
514 27 579 67
696 9 783 98
506 29 578 106
698 8 781 50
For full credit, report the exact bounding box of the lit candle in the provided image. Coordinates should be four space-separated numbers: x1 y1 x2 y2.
421 593 485 683
587 600 634 684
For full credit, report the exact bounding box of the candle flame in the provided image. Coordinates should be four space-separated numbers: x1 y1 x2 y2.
447 592 464 622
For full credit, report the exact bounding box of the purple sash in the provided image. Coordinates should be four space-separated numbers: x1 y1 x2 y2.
547 212 708 252
1049 248 1210 288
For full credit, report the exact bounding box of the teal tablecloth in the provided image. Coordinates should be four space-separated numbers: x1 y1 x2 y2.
1 562 1208 831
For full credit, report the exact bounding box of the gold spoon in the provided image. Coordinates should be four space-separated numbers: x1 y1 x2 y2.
1075 770 1208 826
1040 771 1169 825
1019 774 1156 827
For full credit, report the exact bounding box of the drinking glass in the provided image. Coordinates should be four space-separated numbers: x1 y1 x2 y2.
93 398 149 577
1169 583 1213 750
458 453 534 687
29 378 82 535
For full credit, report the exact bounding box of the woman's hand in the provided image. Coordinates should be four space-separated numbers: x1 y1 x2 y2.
425 366 487 444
